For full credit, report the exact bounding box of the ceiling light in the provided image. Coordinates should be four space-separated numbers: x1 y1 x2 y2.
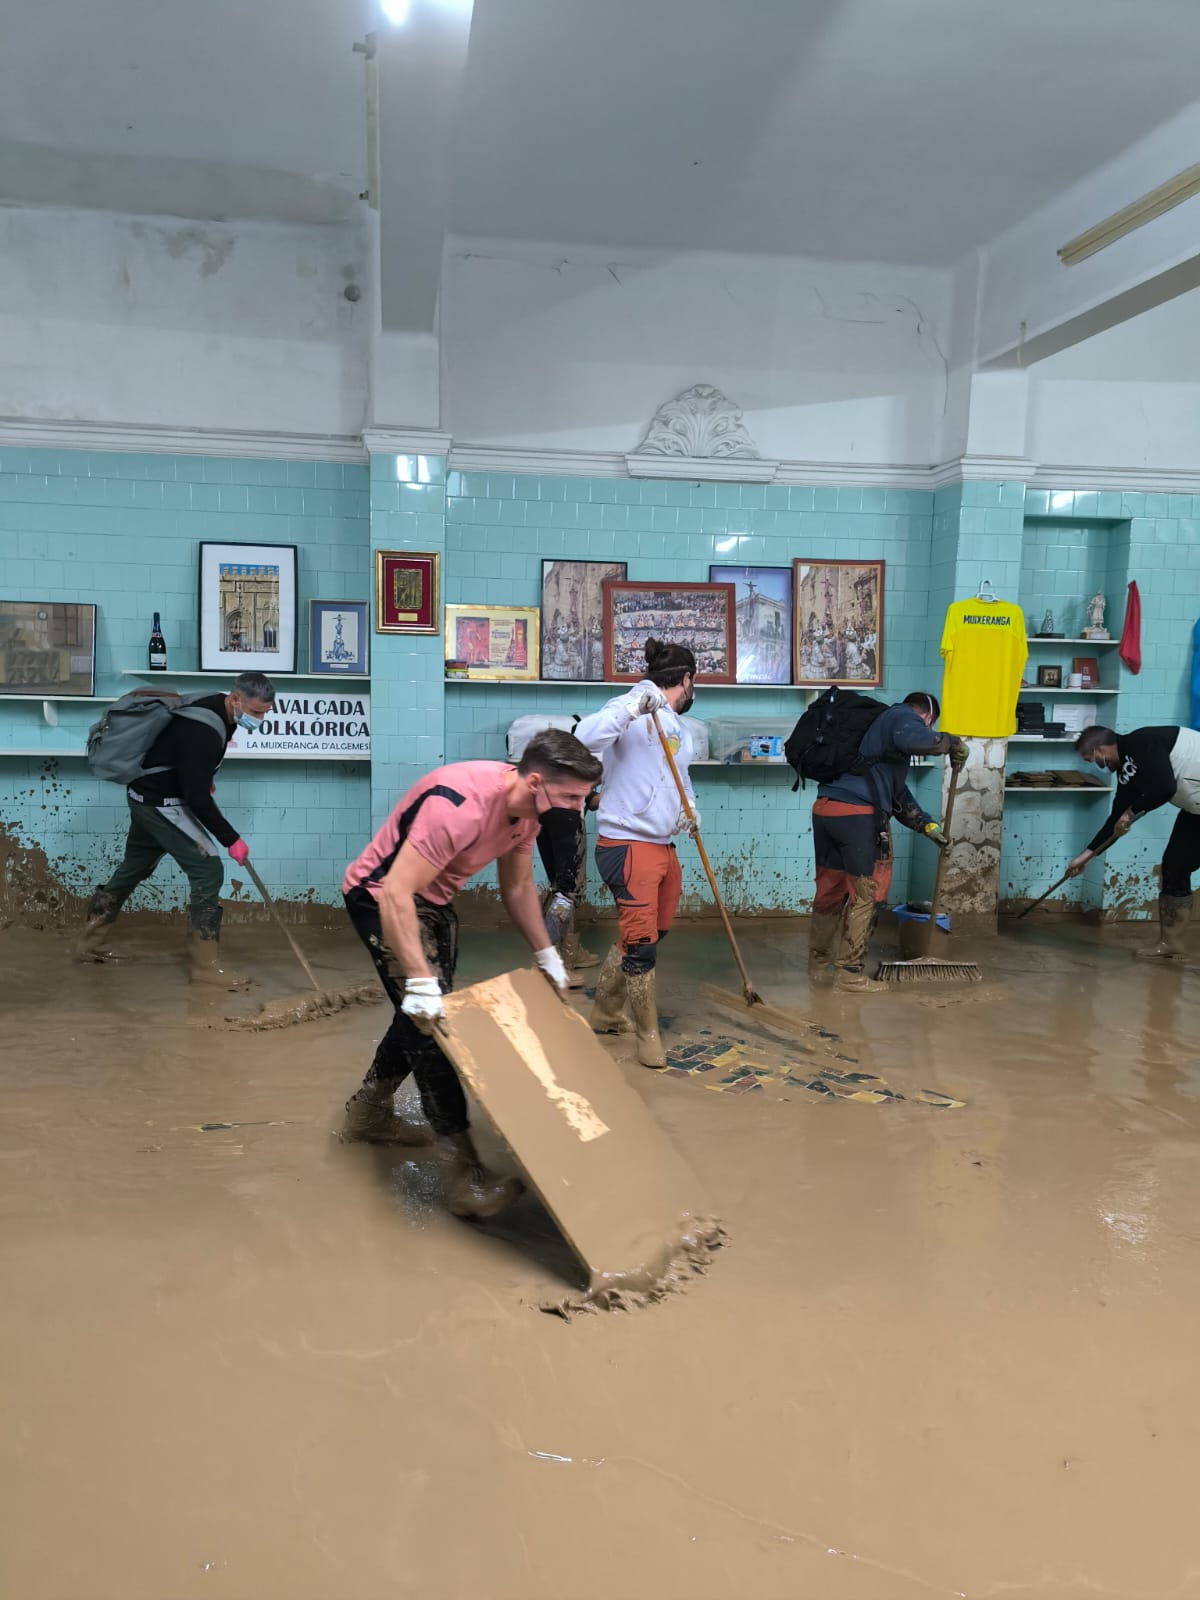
1058 163 1200 266
381 0 411 22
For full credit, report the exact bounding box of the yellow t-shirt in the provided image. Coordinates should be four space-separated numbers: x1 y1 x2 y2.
939 599 1027 737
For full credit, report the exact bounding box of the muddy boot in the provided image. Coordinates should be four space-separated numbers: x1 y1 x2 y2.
590 943 634 1034
560 918 600 972
1134 894 1192 962
340 1079 433 1146
625 968 667 1068
433 1131 523 1218
188 905 251 991
836 883 886 993
73 888 125 964
807 910 842 987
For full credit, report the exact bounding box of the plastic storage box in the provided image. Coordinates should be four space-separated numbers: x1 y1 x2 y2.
708 717 794 764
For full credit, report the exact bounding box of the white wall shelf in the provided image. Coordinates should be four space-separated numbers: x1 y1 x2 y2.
1024 637 1119 646
0 748 88 758
1010 734 1078 743
0 694 116 725
445 678 816 691
1018 686 1118 696
122 670 370 683
1004 784 1111 795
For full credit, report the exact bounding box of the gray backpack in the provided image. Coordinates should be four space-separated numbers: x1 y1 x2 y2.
87 691 227 784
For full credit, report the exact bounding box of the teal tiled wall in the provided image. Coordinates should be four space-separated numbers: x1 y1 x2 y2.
0 447 371 913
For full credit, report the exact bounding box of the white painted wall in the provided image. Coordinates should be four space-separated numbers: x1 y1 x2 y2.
0 206 370 436
441 240 954 465
1027 286 1200 469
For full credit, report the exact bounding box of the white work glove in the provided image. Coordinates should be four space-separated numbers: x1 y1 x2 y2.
677 808 700 839
401 976 444 1029
622 684 666 720
533 946 570 992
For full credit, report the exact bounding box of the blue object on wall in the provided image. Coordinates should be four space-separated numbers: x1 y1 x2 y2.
1192 617 1200 730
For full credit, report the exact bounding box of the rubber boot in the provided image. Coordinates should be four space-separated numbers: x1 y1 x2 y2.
188 905 251 991
590 943 634 1034
73 888 125 964
560 916 600 973
807 910 842 987
836 882 887 993
433 1131 523 1218
340 1079 433 1146
625 968 667 1068
1134 894 1192 962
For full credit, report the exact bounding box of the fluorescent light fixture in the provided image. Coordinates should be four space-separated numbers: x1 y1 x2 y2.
381 0 472 20
1058 163 1200 266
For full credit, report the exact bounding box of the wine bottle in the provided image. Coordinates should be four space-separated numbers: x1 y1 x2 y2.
148 612 167 671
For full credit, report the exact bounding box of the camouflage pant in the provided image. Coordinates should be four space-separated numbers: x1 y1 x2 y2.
343 886 467 1136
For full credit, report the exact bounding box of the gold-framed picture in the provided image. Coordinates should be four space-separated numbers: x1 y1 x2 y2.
444 603 540 681
374 550 440 634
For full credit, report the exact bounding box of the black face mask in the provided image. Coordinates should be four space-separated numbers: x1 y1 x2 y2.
677 687 695 715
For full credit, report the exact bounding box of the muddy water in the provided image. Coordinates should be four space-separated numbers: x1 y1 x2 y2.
2 916 1200 1598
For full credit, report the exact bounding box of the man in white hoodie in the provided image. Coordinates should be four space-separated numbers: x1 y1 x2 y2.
574 638 699 1067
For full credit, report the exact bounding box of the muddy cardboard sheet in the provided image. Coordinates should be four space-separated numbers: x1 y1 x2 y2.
440 969 720 1298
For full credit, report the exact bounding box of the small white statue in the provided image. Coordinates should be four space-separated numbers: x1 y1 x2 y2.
1085 591 1108 637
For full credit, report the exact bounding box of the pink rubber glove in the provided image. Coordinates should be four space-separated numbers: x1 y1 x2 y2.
228 839 249 866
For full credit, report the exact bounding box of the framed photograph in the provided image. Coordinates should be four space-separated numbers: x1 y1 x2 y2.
375 550 439 635
1037 664 1064 689
309 600 369 675
709 564 793 685
198 542 297 673
1071 656 1100 688
602 580 737 684
444 603 539 681
793 559 884 687
0 601 96 697
540 560 628 682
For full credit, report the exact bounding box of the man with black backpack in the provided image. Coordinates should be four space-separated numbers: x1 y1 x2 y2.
75 671 275 987
795 690 966 992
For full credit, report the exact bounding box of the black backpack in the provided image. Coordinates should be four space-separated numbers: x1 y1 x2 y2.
784 687 888 792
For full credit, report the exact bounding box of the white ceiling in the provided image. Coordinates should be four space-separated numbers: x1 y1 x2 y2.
2 0 1198 263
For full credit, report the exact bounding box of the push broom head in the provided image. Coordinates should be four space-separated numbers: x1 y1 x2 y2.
875 958 982 984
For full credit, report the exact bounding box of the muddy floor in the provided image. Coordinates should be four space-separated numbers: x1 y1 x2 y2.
2 913 1199 1599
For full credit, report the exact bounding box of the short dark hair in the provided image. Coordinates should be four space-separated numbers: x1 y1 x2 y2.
644 637 696 688
903 691 940 720
1075 726 1117 757
518 729 603 785
232 671 276 705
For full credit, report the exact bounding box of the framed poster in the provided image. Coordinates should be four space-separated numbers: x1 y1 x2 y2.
375 550 439 635
198 542 297 674
0 601 96 697
444 604 539 681
540 559 627 681
793 559 884 687
309 600 369 675
708 564 792 685
602 580 737 684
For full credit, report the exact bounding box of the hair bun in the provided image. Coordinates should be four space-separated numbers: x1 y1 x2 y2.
644 637 666 667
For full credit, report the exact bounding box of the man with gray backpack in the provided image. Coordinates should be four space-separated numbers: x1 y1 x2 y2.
76 671 275 987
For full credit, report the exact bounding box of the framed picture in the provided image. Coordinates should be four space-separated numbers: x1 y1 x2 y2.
540 560 628 682
0 600 96 697
198 542 297 674
375 550 439 634
1072 656 1100 688
444 604 539 681
602 580 737 684
1037 664 1063 689
309 600 369 675
709 564 793 685
793 559 884 687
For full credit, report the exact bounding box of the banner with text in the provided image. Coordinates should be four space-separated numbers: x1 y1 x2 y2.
227 692 371 760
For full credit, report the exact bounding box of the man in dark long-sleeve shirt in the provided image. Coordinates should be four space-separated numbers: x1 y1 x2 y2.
1069 723 1200 961
75 672 275 986
811 691 967 991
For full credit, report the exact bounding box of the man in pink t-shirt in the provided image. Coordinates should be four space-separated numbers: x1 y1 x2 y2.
340 728 602 1219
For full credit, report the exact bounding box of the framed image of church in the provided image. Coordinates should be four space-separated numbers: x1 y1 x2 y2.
198 542 297 673
708 565 793 685
793 558 884 687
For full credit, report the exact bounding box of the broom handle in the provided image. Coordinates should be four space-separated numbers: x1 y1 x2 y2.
243 858 322 992
925 761 961 931
650 708 758 1000
1016 812 1140 919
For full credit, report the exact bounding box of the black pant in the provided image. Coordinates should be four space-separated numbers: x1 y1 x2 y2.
1162 810 1200 898
343 886 468 1137
536 807 585 897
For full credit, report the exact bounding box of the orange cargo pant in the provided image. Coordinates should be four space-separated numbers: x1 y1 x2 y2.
595 837 682 973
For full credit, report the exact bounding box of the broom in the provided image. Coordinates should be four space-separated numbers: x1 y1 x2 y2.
876 763 981 985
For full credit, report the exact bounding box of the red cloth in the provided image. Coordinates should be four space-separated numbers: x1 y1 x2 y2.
1119 580 1141 675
